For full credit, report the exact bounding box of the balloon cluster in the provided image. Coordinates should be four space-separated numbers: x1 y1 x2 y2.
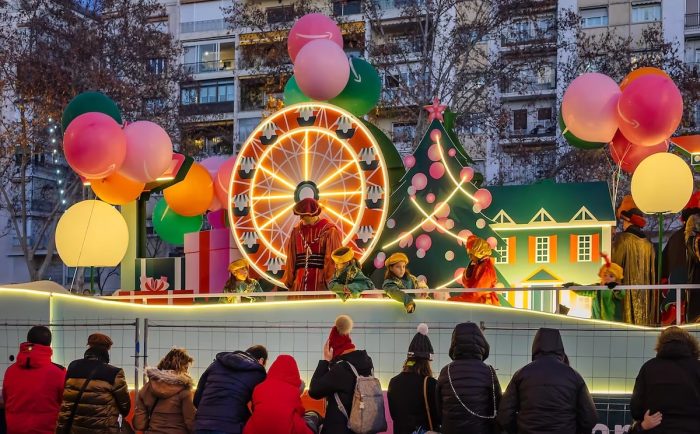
284 14 382 117
561 68 683 174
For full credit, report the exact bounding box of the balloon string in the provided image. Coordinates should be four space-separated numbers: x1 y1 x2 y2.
70 200 97 292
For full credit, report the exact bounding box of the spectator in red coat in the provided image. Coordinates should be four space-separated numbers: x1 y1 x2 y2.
244 355 319 434
1 326 65 434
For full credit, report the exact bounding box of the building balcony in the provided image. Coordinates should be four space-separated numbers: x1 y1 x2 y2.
332 0 362 16
180 101 234 116
500 80 556 100
686 13 700 33
500 122 556 147
180 19 226 34
184 59 234 75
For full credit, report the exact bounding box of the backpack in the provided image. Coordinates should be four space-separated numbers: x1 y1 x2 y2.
334 361 387 434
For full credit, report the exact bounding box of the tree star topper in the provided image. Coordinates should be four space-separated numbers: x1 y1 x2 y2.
424 97 447 123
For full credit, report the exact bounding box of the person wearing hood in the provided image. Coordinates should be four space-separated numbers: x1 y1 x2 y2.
388 323 440 434
309 315 375 434
193 345 267 434
134 348 196 434
2 326 65 434
497 328 597 434
55 333 132 433
244 355 318 434
436 322 501 434
629 326 700 433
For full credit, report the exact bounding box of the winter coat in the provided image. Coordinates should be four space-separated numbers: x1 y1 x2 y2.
388 372 439 434
133 368 196 434
497 328 597 434
630 330 700 433
2 342 65 434
243 355 312 434
309 350 374 434
193 351 266 434
55 347 131 434
437 322 501 434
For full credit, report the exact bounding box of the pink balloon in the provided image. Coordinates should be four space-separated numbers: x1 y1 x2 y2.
434 202 450 219
609 130 668 174
473 188 493 209
617 75 683 146
294 40 349 100
404 155 416 169
486 237 498 249
562 73 621 143
208 194 223 212
416 234 432 251
120 121 173 183
427 144 441 162
63 112 126 179
429 162 445 179
412 173 428 191
460 167 474 182
287 14 343 63
430 129 442 142
215 156 236 207
201 156 228 178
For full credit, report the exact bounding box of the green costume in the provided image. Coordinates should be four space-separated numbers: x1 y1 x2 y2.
328 262 374 301
222 277 263 303
574 287 624 322
382 274 417 311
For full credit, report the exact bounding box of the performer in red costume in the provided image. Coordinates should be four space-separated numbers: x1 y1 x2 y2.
450 236 500 305
282 198 342 295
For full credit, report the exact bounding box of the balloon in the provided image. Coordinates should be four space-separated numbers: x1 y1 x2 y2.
617 75 683 147
283 75 313 105
90 172 144 205
474 188 493 209
620 67 670 91
215 156 236 207
208 194 223 212
163 162 213 216
152 198 203 245
120 121 173 183
562 73 620 143
56 200 128 267
294 40 350 101
609 130 668 174
201 156 228 178
328 57 382 116
63 112 126 178
288 13 343 63
62 92 122 132
416 234 432 251
631 153 693 214
557 108 605 150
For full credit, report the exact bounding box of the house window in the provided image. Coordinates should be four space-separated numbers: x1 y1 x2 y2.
267 5 295 24
512 109 528 134
580 7 608 28
183 41 234 74
535 236 549 263
577 235 592 262
632 3 661 23
495 242 509 264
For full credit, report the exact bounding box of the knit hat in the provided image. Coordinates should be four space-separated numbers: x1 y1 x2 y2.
598 253 623 281
87 333 113 350
328 315 355 357
466 236 491 260
407 323 434 360
293 198 321 216
617 195 647 228
385 252 409 267
228 258 248 273
331 247 355 264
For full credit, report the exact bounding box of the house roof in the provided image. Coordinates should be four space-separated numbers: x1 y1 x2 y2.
524 268 562 282
487 180 615 224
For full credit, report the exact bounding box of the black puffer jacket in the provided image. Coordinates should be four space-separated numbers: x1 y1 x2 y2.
496 328 597 434
630 328 700 433
309 350 374 434
436 322 502 434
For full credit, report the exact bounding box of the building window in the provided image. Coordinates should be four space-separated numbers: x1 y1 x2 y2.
240 78 267 111
577 235 592 262
632 3 661 23
267 5 295 24
535 236 549 263
495 242 509 264
238 117 261 143
333 0 361 16
580 7 608 28
147 58 166 74
180 80 234 105
512 109 528 134
183 41 234 74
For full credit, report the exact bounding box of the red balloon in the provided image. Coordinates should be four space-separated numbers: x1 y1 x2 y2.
63 112 126 178
617 75 683 147
609 130 669 174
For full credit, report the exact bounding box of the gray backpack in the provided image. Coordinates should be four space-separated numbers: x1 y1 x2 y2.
334 361 387 434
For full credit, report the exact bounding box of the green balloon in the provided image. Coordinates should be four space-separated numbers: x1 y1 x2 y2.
329 58 381 117
283 76 313 106
152 198 203 246
62 92 122 132
558 107 605 150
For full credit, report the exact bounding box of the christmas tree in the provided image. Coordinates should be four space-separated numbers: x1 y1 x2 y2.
369 99 503 289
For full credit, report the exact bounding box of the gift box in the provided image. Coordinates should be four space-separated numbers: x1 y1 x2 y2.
184 229 242 295
133 257 186 291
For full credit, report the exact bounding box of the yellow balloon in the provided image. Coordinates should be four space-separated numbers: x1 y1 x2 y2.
56 200 129 266
631 153 694 214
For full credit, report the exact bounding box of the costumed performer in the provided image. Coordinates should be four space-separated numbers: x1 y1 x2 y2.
328 246 374 301
382 253 419 313
223 258 263 303
684 211 700 323
571 253 624 321
449 236 500 305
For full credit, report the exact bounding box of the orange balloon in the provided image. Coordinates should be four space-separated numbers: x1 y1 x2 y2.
90 172 144 205
163 162 213 216
619 67 669 91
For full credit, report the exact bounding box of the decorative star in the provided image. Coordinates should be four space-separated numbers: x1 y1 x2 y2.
424 97 447 123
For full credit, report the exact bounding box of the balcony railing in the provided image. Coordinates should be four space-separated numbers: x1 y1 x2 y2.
180 19 226 34
373 37 424 56
686 13 700 29
500 78 555 94
373 0 423 10
333 0 362 16
505 121 556 139
184 59 234 74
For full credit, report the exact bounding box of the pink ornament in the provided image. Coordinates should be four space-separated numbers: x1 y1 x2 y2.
562 72 621 143
373 256 384 269
287 14 343 63
63 112 126 179
448 148 457 157
398 232 413 248
426 193 436 203
460 167 474 182
404 155 416 169
473 188 493 209
476 218 486 229
416 249 426 259
412 173 428 191
416 234 432 251
430 129 442 142
386 219 396 229
458 230 473 246
294 40 349 100
421 220 436 232
609 130 668 174
445 250 455 261
120 121 173 183
215 156 237 207
444 219 455 230
434 202 450 219
427 144 441 162
486 237 498 249
454 267 466 279
429 162 445 179
407 186 416 196
617 75 683 146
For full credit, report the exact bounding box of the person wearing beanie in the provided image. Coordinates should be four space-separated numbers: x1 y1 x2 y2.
328 246 375 301
388 324 440 434
449 236 500 305
2 326 65 434
223 258 263 303
572 253 625 321
382 252 420 313
56 333 132 433
309 315 374 434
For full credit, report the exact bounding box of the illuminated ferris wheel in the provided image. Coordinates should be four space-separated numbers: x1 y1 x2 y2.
229 103 390 287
